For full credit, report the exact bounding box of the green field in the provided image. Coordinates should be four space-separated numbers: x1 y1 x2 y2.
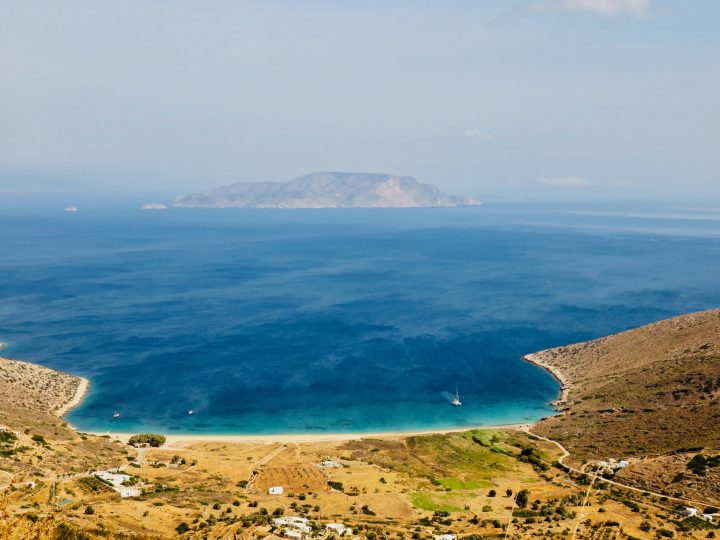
409 491 468 513
437 476 493 490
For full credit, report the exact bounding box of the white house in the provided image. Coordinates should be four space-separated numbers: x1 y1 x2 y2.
272 516 310 533
94 471 141 498
434 535 457 540
701 514 714 522
597 458 629 471
282 530 303 540
268 486 284 495
326 523 353 535
683 507 699 517
319 459 341 468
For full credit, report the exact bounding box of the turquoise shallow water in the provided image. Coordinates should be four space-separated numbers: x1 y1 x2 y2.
0 206 718 434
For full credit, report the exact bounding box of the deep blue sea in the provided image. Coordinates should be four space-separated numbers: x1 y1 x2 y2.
1 205 719 435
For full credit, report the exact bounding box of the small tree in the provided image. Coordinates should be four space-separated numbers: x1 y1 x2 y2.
515 489 530 509
506 488 513 498
488 489 496 497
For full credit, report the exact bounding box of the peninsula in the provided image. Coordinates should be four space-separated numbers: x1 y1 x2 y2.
172 172 480 209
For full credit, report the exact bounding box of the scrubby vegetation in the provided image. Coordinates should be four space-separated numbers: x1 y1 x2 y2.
128 434 166 447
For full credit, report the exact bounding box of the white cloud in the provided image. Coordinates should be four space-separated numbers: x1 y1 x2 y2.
462 127 492 139
541 176 593 187
534 0 652 16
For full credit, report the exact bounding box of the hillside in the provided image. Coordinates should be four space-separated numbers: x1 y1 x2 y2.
173 172 479 208
529 309 720 502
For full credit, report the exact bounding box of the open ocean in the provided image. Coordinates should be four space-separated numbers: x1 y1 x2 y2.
1 205 719 435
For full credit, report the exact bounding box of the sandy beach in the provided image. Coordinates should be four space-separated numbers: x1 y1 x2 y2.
88 423 533 446
56 376 89 417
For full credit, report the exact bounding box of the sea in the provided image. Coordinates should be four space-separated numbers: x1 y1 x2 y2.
1 204 719 435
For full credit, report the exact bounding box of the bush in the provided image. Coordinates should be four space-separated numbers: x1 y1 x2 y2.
0 430 18 444
176 522 190 534
488 489 496 497
31 434 46 444
128 434 166 447
515 489 530 509
327 481 344 492
672 473 685 483
512 510 538 518
84 505 95 515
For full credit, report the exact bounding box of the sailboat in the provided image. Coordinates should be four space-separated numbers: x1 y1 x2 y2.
451 387 462 407
112 411 121 419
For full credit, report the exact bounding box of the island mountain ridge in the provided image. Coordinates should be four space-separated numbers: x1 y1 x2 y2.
173 172 480 209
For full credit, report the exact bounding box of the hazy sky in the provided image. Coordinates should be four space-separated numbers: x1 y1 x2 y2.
1 0 718 202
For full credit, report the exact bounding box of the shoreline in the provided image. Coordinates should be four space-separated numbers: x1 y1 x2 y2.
89 423 534 445
56 376 89 418
523 352 569 405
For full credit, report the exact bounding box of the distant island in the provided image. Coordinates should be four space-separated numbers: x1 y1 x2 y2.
173 172 480 209
140 203 167 210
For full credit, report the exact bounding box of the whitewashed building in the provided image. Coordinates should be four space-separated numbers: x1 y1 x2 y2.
326 523 353 535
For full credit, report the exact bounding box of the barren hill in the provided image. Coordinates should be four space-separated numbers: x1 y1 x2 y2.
530 309 720 461
173 172 480 208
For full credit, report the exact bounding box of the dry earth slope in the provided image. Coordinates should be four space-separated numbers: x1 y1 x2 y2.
529 309 720 461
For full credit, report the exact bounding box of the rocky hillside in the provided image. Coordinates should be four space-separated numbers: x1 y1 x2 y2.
530 309 720 462
173 172 479 208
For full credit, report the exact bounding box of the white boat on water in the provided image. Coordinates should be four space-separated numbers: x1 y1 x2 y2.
451 387 462 407
187 409 194 415
112 411 121 419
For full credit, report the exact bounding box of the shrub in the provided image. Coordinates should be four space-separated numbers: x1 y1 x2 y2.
0 430 18 444
176 522 190 534
515 489 530 509
128 434 166 447
84 505 95 515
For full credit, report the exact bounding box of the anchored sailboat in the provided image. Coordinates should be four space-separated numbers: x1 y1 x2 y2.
451 387 462 407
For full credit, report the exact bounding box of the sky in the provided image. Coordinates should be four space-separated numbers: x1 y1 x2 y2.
0 0 718 203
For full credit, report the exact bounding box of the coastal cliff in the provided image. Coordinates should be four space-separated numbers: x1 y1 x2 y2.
173 172 480 209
